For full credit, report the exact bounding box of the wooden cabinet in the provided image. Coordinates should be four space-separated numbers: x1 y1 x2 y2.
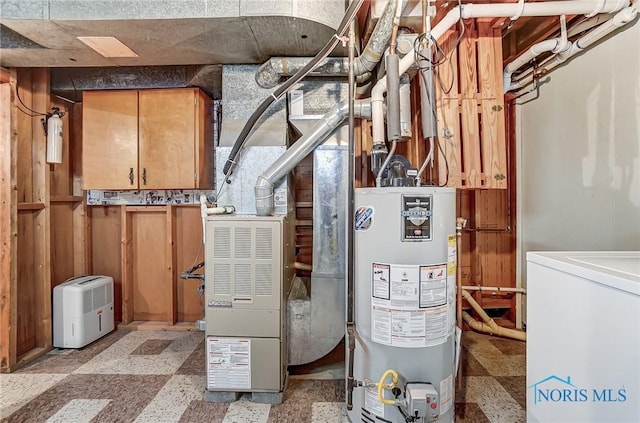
82 88 213 190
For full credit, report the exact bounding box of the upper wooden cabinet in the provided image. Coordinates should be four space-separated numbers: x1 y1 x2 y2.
82 88 213 190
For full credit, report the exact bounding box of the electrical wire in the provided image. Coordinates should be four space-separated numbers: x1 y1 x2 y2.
15 85 46 117
436 136 450 187
435 0 465 95
15 70 49 117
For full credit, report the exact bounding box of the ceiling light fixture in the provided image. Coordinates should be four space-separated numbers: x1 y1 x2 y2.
77 36 138 58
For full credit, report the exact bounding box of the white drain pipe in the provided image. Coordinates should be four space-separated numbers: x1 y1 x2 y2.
510 4 638 92
370 0 630 145
503 15 570 92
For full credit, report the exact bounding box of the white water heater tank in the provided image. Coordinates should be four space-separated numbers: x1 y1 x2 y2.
348 187 457 423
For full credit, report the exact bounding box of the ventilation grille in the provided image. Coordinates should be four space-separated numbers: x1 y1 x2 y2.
255 264 273 296
255 227 273 260
234 264 252 297
235 227 251 259
83 290 92 314
93 285 106 309
213 227 231 259
81 284 109 313
214 264 231 295
210 221 280 302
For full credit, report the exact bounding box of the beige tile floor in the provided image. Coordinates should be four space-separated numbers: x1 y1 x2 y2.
0 329 526 422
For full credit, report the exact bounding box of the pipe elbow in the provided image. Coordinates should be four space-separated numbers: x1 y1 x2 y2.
255 176 275 216
613 5 638 25
503 72 513 93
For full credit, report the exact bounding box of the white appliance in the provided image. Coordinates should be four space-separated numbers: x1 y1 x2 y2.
348 187 457 423
526 251 640 423
53 275 115 348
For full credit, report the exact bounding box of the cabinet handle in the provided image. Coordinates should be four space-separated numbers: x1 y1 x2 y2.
129 168 134 185
142 168 147 185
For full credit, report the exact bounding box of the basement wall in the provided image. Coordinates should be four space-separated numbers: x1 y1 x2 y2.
516 21 640 324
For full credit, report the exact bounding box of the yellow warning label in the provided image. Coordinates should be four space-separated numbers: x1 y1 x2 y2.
447 234 457 276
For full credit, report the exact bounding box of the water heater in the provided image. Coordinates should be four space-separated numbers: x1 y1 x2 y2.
348 186 457 423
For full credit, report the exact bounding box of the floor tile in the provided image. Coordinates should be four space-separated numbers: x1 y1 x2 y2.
459 346 491 376
74 331 201 375
454 402 491 423
178 400 229 423
268 379 344 422
1 329 527 423
489 337 526 356
131 339 174 356
15 330 129 374
494 376 526 408
0 374 68 419
222 398 270 423
45 399 111 423
134 375 205 422
175 340 205 375
310 402 349 423
4 374 170 423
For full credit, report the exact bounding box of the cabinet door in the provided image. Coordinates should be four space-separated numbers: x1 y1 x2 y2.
138 89 196 189
82 90 139 189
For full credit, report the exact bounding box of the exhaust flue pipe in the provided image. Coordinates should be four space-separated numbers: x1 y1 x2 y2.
255 99 371 216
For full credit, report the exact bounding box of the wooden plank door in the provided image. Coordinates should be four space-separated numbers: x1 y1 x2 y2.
82 90 139 189
138 89 196 189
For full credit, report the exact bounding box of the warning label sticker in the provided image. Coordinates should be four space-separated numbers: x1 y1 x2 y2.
372 263 452 348
207 337 251 390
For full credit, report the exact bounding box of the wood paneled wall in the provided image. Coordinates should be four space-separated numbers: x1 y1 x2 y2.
1 69 90 372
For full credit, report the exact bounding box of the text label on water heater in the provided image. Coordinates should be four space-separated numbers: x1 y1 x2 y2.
401 195 432 241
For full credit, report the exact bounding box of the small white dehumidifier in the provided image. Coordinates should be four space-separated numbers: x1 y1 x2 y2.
53 275 115 348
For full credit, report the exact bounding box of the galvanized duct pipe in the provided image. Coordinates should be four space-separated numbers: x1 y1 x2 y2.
255 57 370 89
255 99 371 216
255 0 406 89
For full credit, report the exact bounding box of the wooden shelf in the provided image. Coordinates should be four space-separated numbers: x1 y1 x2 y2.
50 195 83 203
17 202 45 211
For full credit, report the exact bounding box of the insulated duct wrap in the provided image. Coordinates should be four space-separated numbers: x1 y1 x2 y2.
385 53 402 142
419 48 438 139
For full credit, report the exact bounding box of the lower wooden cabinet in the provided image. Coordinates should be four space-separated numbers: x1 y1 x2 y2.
90 205 204 329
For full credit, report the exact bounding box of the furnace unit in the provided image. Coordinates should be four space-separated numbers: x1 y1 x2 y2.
203 214 294 404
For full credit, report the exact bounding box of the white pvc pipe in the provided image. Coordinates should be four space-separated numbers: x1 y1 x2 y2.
504 15 570 92
199 194 235 243
512 4 637 91
459 0 628 18
370 0 630 144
